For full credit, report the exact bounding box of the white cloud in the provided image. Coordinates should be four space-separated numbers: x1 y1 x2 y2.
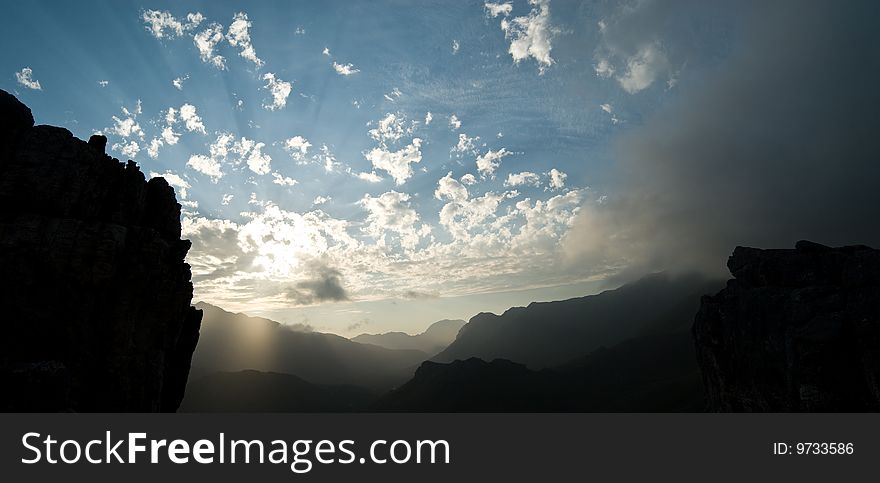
365 138 423 185
141 10 203 39
15 67 41 90
179 103 207 133
283 136 312 161
435 172 469 202
172 75 189 90
98 80 109 87
357 171 383 183
187 133 272 180
383 87 402 102
221 194 234 205
600 103 613 114
112 141 140 159
476 148 511 178
439 191 513 241
161 125 180 145
452 133 480 156
332 62 360 76
244 142 272 175
424 112 433 125
617 43 668 94
109 101 144 139
149 170 191 199
547 168 566 189
187 154 223 182
448 114 461 130
315 144 339 173
272 172 298 186
147 138 163 159
505 171 541 187
261 72 292 110
369 112 414 144
359 191 430 250
313 196 331 205
494 0 556 72
452 39 460 54
322 47 331 56
594 58 615 78
226 12 263 67
194 23 226 69
460 173 477 185
485 2 513 17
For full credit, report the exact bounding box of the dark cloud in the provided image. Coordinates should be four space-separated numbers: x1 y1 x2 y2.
565 0 880 278
286 260 350 305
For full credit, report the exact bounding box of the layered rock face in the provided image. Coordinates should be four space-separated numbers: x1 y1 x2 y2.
694 241 880 411
0 89 201 412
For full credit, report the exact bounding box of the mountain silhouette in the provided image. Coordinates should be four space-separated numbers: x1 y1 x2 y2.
187 302 427 391
434 273 721 369
0 89 200 412
352 319 466 356
695 241 880 411
376 330 704 411
180 370 374 412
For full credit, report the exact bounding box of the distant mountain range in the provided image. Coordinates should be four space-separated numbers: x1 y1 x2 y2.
433 273 721 369
187 303 428 391
352 319 466 356
376 331 705 412
182 273 722 412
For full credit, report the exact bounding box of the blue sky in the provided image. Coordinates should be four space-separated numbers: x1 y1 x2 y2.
2 0 740 334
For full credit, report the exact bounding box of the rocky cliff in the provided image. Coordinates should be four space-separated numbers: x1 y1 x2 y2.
694 241 880 411
0 89 201 412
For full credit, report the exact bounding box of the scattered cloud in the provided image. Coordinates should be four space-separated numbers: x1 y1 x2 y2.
172 75 189 90
226 12 263 67
448 114 461 130
359 191 431 250
193 23 227 69
261 72 292 110
272 172 298 186
141 10 203 39
476 148 511 178
15 67 41 90
505 171 541 187
546 168 566 189
365 139 423 185
489 0 556 73
332 61 360 76
282 135 312 162
97 80 109 87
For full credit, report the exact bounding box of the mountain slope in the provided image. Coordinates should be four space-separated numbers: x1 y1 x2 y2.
376 331 704 412
433 273 721 369
352 319 466 356
191 303 427 390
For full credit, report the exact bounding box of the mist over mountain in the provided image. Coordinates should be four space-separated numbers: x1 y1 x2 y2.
352 319 466 356
434 273 722 369
188 302 427 391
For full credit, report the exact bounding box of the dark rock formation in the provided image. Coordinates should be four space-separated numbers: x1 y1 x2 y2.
694 241 880 411
0 89 201 412
180 370 375 413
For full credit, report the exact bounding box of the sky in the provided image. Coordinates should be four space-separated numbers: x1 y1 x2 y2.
4 0 878 335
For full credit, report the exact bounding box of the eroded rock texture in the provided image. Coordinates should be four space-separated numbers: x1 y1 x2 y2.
0 89 201 412
694 241 880 411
